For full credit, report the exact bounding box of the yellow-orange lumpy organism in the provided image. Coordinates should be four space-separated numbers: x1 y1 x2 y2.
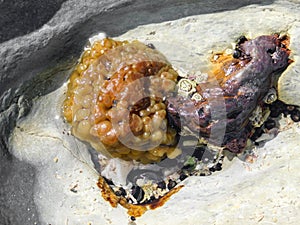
63 38 179 163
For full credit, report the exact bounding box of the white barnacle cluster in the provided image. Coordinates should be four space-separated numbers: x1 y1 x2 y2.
177 79 196 96
176 70 207 102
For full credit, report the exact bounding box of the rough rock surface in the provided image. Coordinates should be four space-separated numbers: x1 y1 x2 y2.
1 0 300 225
0 0 67 43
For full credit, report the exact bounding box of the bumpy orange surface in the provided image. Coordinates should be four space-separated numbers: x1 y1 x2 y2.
63 38 180 163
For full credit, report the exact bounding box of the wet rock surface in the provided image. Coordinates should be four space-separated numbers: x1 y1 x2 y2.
1 0 300 224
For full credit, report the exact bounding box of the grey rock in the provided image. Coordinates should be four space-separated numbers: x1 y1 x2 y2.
0 0 67 43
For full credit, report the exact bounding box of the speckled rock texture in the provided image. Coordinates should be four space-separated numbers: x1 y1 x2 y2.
1 0 300 225
0 0 67 43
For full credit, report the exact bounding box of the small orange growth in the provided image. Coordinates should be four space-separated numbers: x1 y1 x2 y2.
210 52 249 87
148 185 183 210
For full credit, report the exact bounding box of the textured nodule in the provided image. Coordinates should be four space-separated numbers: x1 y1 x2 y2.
166 34 291 153
63 38 179 163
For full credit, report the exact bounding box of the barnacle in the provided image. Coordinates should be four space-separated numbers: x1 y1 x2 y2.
249 106 270 128
177 78 196 96
263 88 277 104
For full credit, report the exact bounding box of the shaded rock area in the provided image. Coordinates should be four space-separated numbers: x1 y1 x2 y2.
0 155 37 225
1 0 300 225
0 0 67 43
